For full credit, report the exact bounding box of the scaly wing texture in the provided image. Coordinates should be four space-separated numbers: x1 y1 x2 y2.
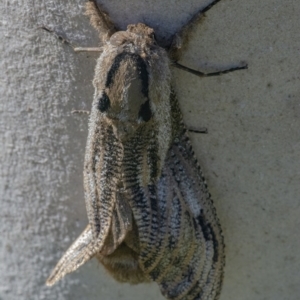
84 117 123 241
46 191 134 286
161 132 224 300
129 132 224 300
46 225 97 286
100 191 133 255
125 94 224 300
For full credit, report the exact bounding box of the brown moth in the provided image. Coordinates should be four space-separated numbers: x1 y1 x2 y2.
46 0 247 299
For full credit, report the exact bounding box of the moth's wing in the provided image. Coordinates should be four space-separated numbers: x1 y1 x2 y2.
84 122 123 244
136 131 225 300
46 224 99 286
46 193 134 286
100 192 134 255
164 133 224 300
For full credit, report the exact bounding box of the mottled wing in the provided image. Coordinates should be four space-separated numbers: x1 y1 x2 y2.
100 192 134 255
160 131 224 300
127 128 225 300
84 114 128 246
46 225 97 286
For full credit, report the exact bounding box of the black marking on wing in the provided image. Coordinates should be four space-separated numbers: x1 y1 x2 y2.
147 132 159 179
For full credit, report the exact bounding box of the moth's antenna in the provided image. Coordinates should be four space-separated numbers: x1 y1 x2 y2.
173 62 248 77
85 0 118 42
40 26 103 53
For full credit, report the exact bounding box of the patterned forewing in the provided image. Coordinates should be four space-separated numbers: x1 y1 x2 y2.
127 91 225 300
144 131 225 300
84 112 124 244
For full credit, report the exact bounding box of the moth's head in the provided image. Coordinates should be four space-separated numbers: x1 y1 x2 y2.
109 23 157 53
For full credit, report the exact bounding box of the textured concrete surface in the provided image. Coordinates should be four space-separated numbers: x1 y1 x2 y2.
0 0 299 300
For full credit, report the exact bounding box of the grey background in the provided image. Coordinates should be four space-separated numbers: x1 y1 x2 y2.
0 0 299 299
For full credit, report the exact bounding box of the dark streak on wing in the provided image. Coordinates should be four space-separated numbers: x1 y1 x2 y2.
196 213 219 263
90 125 102 235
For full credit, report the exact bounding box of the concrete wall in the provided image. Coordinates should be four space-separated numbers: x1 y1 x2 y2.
0 0 299 299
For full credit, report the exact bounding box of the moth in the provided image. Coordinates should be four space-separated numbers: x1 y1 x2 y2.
46 0 247 299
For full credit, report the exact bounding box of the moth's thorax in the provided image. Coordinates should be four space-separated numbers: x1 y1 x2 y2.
91 23 172 159
109 23 158 57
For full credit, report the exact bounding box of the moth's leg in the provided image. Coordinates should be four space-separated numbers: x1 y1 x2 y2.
169 0 223 61
173 61 248 77
85 0 118 43
71 110 90 115
40 26 73 47
169 0 248 76
187 127 208 134
40 26 103 53
74 47 103 53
